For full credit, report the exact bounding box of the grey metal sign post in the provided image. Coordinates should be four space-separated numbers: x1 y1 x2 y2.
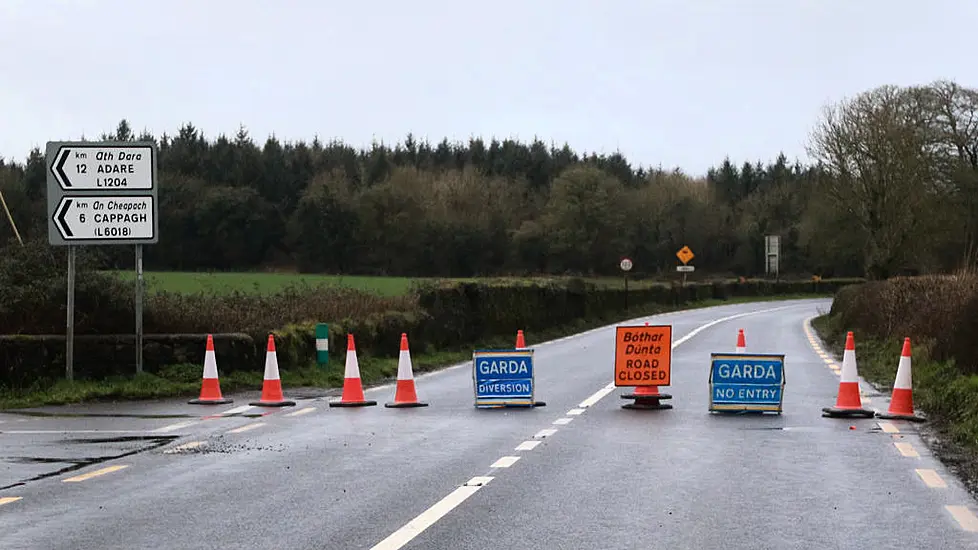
46 141 159 380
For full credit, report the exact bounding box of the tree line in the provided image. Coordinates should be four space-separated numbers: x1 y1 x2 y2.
1 78 975 279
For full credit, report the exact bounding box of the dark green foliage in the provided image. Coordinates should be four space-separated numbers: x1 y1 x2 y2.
0 120 855 278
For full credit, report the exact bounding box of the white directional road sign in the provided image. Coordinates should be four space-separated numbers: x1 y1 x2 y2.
52 196 155 241
46 140 159 246
50 144 155 190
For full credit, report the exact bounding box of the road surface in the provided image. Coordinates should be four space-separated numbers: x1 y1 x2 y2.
0 298 976 549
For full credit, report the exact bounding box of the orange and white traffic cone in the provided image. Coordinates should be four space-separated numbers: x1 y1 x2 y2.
736 329 746 353
822 331 875 418
516 330 527 349
385 333 428 408
249 334 296 407
189 334 233 405
621 321 672 410
877 338 925 422
329 334 377 407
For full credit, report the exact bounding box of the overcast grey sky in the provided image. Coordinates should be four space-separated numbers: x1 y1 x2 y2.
2 0 975 176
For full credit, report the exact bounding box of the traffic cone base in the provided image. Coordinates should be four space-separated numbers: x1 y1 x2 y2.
385 380 429 408
823 331 875 419
876 338 925 422
189 377 233 405
330 334 378 407
621 385 673 410
189 334 233 405
250 334 296 407
386 334 429 408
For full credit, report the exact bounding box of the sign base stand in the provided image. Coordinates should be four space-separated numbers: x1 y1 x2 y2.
476 401 547 409
620 387 673 411
821 406 874 419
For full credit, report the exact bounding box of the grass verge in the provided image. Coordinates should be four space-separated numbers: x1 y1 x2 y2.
0 293 830 410
812 313 978 499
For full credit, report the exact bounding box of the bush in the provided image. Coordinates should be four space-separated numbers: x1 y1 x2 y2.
828 273 978 375
0 241 860 389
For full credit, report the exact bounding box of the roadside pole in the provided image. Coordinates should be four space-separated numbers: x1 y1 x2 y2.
135 244 144 374
66 246 76 381
620 257 633 313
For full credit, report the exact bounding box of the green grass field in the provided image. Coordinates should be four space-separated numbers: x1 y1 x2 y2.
109 271 422 296
107 270 754 297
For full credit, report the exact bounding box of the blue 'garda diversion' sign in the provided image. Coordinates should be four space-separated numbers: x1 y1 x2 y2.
709 353 785 413
472 349 534 408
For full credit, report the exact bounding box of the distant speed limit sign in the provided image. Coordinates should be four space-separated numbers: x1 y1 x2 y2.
620 258 633 272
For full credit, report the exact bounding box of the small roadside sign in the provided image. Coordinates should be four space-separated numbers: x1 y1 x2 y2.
614 325 672 386
620 257 633 272
676 245 694 265
473 349 535 407
676 265 695 272
708 353 786 413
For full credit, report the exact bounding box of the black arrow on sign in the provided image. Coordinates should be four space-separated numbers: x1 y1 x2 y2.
55 198 73 237
55 148 71 187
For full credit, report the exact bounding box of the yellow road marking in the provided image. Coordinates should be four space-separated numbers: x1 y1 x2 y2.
894 442 919 457
0 497 22 506
879 421 900 434
916 469 948 488
823 358 834 365
63 465 129 483
285 407 316 417
946 505 978 532
228 422 265 434
164 441 205 454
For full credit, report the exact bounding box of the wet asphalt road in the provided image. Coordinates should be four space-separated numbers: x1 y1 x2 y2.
1 298 977 549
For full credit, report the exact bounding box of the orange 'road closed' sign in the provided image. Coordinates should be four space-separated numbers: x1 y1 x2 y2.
614 325 672 386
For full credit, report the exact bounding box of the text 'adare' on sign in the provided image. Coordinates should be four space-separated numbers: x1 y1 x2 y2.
613 325 673 387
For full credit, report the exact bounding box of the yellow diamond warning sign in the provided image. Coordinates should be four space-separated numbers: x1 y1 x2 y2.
676 246 694 265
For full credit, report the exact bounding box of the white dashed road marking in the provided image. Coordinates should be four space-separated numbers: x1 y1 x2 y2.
916 469 948 488
369 477 496 550
285 407 316 417
369 303 807 550
946 506 978 532
152 421 197 434
515 440 541 451
490 456 520 468
227 422 265 434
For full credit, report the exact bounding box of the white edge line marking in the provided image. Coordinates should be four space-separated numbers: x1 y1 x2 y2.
515 440 541 451
152 421 197 433
228 422 265 434
895 442 920 457
879 421 900 434
946 505 978 532
916 469 948 488
369 479 492 550
490 456 520 468
534 428 558 438
220 405 256 416
285 407 316 417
